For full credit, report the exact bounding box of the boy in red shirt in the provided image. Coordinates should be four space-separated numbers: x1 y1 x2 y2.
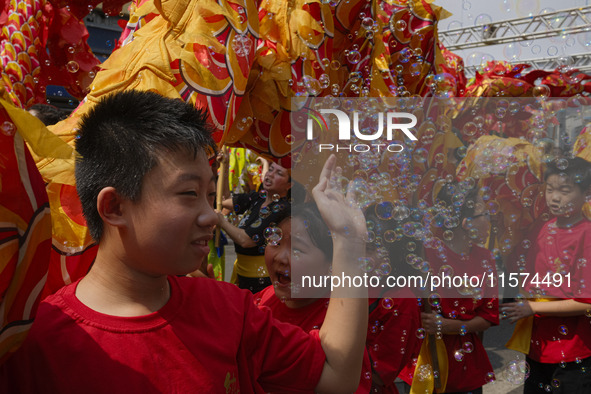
362 203 423 393
257 202 372 393
0 90 368 393
399 182 499 394
504 157 591 393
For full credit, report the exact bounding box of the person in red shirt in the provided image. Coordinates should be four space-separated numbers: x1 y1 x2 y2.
362 203 424 393
0 90 368 393
400 182 499 394
503 157 591 394
257 202 372 393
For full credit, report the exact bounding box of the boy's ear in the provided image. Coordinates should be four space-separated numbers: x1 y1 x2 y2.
97 187 126 227
461 217 469 231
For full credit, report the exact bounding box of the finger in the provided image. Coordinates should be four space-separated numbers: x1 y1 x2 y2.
207 264 215 279
312 175 328 196
327 165 343 191
345 180 355 206
324 187 346 202
312 155 337 197
500 305 511 313
318 154 336 185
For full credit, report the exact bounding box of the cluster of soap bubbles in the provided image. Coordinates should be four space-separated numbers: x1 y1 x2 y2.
293 91 590 303
440 0 588 82
499 358 530 385
415 364 434 382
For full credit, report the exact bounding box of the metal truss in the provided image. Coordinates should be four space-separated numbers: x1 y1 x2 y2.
463 52 591 76
439 6 591 51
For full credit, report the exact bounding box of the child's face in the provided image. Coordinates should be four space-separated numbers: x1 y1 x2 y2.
545 174 587 219
123 150 217 276
263 163 291 197
264 217 330 305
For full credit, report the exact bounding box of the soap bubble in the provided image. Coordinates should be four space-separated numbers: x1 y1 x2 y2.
463 341 474 353
503 43 521 61
474 14 493 34
264 226 283 246
394 20 407 32
303 75 322 96
375 202 394 220
578 28 591 47
66 61 80 73
515 0 540 17
503 359 529 384
232 35 253 57
428 293 441 307
411 328 425 340
1 121 16 136
381 298 394 310
533 85 550 98
346 50 362 65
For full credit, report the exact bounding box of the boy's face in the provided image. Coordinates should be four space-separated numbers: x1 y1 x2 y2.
123 150 217 276
545 174 587 219
264 218 292 302
264 217 330 305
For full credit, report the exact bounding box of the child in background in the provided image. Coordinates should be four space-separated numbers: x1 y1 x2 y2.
257 202 372 393
503 157 591 393
400 182 499 394
362 203 423 393
0 91 368 393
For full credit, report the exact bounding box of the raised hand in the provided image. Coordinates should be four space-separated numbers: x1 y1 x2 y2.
311 154 367 242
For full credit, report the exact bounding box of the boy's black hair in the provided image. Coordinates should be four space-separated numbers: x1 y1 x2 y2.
289 180 307 205
292 202 333 261
436 181 479 221
364 203 423 279
29 103 67 125
544 157 591 192
75 90 217 241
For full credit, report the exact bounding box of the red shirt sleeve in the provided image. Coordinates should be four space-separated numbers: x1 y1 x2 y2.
239 291 326 393
474 297 500 325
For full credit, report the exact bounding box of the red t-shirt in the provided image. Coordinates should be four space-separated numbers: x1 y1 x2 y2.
1 276 326 393
400 244 499 392
255 286 329 332
255 286 371 393
367 289 422 393
521 218 591 363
